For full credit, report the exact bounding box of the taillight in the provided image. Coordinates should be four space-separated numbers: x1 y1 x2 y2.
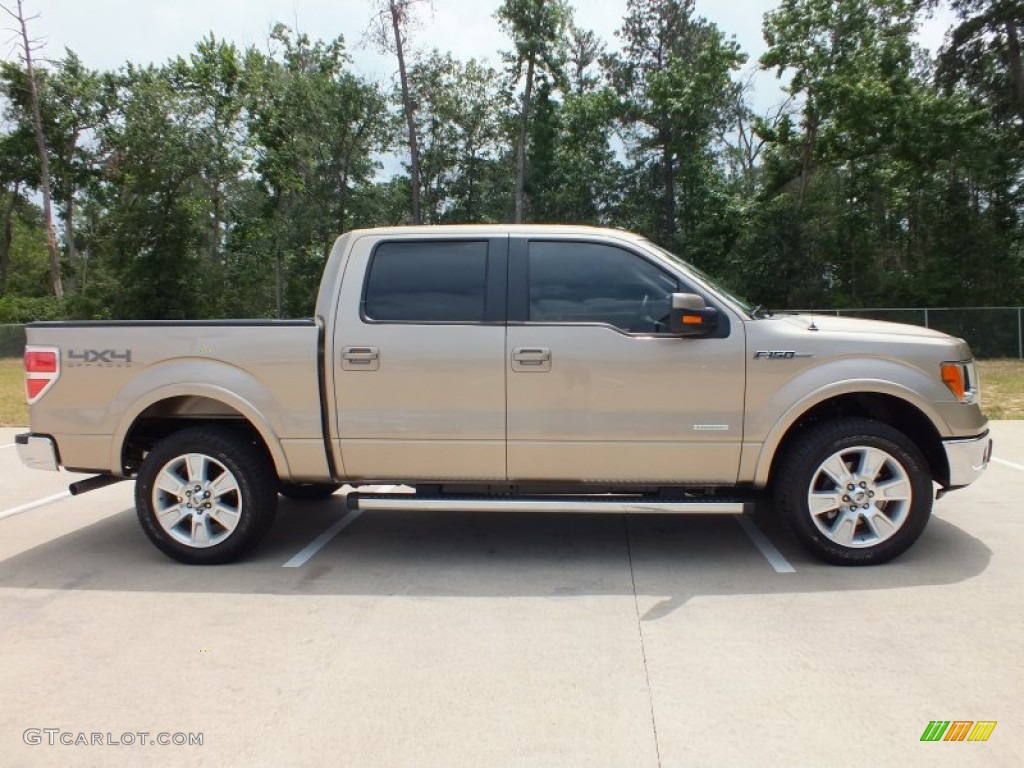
24 346 60 404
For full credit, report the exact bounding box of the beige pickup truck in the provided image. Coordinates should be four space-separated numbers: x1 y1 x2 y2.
17 225 991 565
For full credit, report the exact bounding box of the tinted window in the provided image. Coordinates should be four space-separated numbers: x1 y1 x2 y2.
364 241 488 322
528 241 679 333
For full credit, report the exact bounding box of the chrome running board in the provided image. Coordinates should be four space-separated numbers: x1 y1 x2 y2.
347 493 751 515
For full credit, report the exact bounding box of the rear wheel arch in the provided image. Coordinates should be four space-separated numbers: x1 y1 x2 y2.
118 392 288 480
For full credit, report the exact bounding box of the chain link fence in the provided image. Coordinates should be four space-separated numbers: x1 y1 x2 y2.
3 309 1024 358
785 308 1024 359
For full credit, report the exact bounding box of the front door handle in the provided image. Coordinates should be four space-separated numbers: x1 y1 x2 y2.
341 346 380 371
512 347 551 372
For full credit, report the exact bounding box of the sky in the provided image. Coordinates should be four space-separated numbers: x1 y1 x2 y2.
9 0 958 116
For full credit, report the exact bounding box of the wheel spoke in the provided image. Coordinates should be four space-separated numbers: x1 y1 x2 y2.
185 454 208 484
157 503 190 530
156 468 185 496
820 455 850 487
809 491 843 516
208 471 239 498
829 513 857 546
858 448 888 484
208 503 240 530
866 509 898 541
191 515 212 545
877 477 911 502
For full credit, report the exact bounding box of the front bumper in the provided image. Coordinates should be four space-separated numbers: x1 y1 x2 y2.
15 433 59 472
943 431 992 489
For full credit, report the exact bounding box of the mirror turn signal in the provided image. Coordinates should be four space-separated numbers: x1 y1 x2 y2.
669 293 717 337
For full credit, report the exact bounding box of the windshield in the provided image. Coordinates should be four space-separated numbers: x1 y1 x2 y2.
643 241 758 317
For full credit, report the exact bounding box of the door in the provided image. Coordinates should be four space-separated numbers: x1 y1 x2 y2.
333 236 507 481
506 238 746 484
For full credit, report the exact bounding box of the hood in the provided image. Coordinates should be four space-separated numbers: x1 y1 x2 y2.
773 313 954 341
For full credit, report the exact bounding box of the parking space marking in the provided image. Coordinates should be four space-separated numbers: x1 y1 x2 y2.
283 508 363 568
992 457 1024 472
0 443 15 449
735 516 796 573
279 485 399 567
0 490 72 521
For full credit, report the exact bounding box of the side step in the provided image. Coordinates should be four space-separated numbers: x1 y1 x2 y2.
347 493 752 515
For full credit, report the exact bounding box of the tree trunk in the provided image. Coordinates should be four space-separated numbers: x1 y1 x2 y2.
63 196 78 293
515 55 536 223
1005 20 1024 115
211 188 222 263
15 0 63 299
661 127 676 241
274 193 285 319
0 184 17 296
274 249 283 319
798 103 819 207
391 1 421 225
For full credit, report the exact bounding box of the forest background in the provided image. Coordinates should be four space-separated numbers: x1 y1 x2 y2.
0 0 1021 323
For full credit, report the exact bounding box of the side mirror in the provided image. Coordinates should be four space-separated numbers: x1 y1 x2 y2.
669 293 718 337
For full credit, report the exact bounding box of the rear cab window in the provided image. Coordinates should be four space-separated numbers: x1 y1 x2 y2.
363 241 489 323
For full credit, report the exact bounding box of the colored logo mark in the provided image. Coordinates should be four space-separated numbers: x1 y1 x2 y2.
920 721 997 742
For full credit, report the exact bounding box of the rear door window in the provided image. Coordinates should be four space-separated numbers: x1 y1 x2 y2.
363 241 488 323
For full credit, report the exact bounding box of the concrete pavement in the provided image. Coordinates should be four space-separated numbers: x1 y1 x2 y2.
0 424 1021 767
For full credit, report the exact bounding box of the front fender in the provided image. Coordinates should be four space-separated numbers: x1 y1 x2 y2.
747 358 951 487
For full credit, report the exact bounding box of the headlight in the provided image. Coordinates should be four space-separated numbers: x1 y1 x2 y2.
941 360 979 404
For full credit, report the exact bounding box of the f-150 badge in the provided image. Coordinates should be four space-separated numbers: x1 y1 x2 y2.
753 350 813 359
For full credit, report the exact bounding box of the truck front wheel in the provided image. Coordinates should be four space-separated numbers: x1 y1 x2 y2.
135 426 278 564
774 418 933 565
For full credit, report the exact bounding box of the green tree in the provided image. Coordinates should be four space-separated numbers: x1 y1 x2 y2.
607 0 746 261
244 26 390 316
497 0 571 222
369 0 431 224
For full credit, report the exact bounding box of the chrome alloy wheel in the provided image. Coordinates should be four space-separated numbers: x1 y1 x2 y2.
152 453 243 548
806 446 912 549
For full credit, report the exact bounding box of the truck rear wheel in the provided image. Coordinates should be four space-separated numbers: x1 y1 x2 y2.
135 426 278 564
774 418 933 565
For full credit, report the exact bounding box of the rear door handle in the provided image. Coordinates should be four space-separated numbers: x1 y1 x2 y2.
341 346 380 371
512 347 551 372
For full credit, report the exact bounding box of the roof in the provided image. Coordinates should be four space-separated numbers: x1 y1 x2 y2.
343 223 648 241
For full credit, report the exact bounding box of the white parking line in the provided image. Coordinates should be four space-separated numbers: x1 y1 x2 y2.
0 491 73 521
735 515 796 573
281 484 396 568
992 457 1024 472
0 443 15 449
283 509 363 568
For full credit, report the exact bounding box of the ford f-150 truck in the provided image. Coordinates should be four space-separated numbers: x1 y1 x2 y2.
17 225 992 565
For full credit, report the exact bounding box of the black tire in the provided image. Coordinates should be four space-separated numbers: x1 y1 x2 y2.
278 482 342 501
774 417 933 565
135 426 278 564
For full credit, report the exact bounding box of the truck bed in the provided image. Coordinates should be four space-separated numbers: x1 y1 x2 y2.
24 319 328 480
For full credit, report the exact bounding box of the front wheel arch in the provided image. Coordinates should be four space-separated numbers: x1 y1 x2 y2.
766 392 948 490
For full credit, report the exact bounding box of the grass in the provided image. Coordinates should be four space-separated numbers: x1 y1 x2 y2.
0 357 1022 428
0 357 27 427
977 359 1024 420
